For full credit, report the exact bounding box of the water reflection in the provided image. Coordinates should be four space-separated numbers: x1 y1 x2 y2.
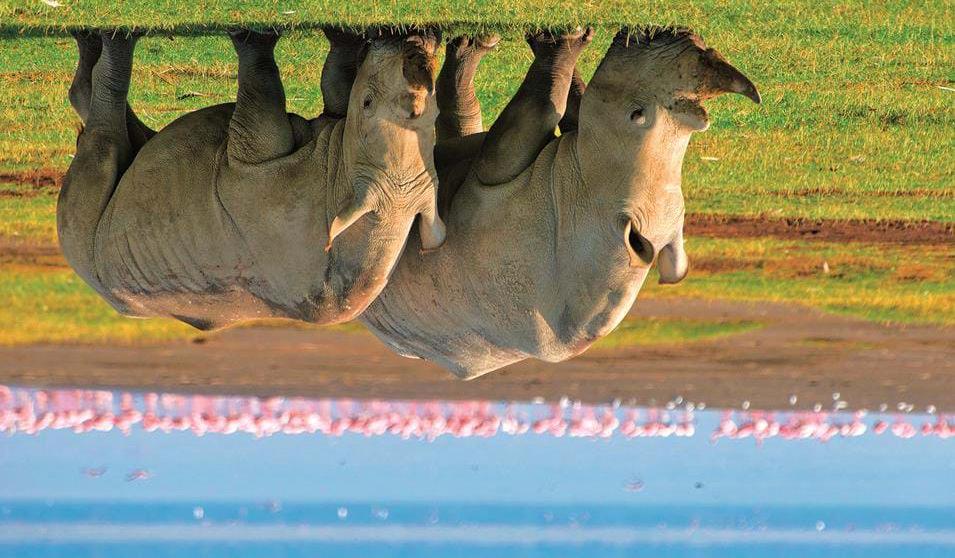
1 386 951 442
1 385 953 557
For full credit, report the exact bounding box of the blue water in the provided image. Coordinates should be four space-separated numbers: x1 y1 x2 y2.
2 502 954 557
2 501 953 531
1 386 953 556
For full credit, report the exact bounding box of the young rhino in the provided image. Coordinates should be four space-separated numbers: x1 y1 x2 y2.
361 27 760 378
57 28 444 330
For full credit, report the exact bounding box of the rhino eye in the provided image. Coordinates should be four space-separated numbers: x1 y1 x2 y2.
630 107 646 125
627 222 655 266
363 95 373 109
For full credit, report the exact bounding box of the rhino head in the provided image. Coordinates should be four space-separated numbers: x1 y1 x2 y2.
570 26 759 290
541 27 761 353
328 28 446 255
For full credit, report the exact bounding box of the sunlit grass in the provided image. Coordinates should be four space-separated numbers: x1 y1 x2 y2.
0 6 951 220
0 264 194 344
0 261 768 346
0 183 58 242
0 0 949 40
0 1 950 343
642 237 955 326
594 318 763 350
0 264 373 345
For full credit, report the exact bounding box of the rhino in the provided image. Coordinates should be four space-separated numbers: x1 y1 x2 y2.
361 26 761 378
57 27 445 330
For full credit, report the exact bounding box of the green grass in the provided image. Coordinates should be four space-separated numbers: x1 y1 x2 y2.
593 318 763 350
0 263 375 345
0 1 950 344
0 261 769 347
0 0 951 38
0 183 58 242
642 237 955 326
0 264 195 344
0 2 952 220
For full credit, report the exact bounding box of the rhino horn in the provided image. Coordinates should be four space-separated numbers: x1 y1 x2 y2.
417 194 446 252
325 185 378 253
704 49 761 104
657 227 689 284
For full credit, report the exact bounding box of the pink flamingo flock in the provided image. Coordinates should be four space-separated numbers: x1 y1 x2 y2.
711 409 953 443
0 385 950 443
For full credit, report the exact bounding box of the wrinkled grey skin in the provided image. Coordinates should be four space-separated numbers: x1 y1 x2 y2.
58 28 445 330
362 27 760 378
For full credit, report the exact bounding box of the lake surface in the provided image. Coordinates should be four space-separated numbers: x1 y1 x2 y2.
1 385 953 557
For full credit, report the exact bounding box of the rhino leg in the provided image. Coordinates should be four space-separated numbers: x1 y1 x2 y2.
58 32 141 294
123 101 156 152
68 30 101 123
227 29 294 165
558 67 586 134
69 30 155 151
319 26 365 119
474 27 593 185
435 34 499 142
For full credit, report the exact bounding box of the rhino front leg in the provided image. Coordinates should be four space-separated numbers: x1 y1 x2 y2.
435 34 499 142
558 67 586 134
59 32 141 294
319 26 365 119
474 27 593 185
227 29 294 165
69 30 155 151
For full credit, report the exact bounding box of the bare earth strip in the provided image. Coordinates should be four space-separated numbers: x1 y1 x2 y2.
1 298 952 412
0 169 62 189
685 214 954 245
0 238 63 267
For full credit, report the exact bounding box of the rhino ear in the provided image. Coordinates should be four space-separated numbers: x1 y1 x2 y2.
325 185 377 252
658 228 689 284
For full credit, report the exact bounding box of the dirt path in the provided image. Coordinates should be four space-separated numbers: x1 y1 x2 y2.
685 214 954 245
1 298 951 412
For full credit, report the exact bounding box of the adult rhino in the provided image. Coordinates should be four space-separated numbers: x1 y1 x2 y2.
58 27 445 330
362 26 760 378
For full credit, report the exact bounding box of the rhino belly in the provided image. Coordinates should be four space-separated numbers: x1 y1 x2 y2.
92 105 271 326
362 295 526 379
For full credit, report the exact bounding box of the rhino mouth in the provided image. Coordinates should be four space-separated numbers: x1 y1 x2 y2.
670 97 710 131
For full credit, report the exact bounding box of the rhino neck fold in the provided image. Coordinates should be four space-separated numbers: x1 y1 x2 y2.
574 124 690 200
329 113 362 215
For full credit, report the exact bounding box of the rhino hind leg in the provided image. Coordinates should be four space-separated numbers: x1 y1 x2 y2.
435 34 499 142
58 32 141 295
227 29 294 165
319 26 365 119
474 27 593 185
69 30 156 151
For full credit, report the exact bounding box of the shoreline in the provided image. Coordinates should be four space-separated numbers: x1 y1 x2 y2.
2 298 951 412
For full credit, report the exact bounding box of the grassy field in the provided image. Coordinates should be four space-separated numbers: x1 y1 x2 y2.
0 1 951 344
2 8 953 219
